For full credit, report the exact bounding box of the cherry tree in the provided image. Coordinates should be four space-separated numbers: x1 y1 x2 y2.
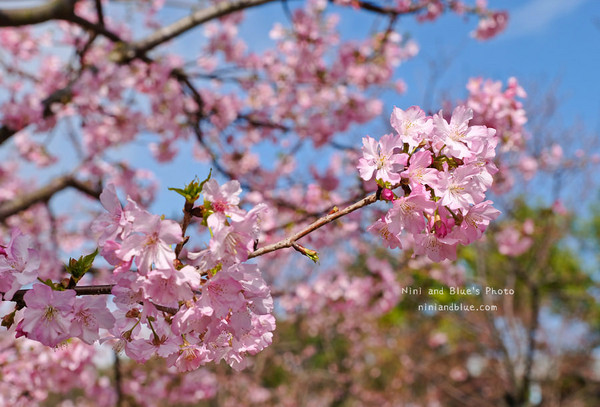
1 0 597 405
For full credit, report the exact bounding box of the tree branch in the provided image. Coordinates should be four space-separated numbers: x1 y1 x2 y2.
128 0 278 56
8 284 113 307
8 284 179 314
339 0 426 16
67 14 123 43
94 0 105 27
114 351 124 407
0 74 83 146
0 0 78 27
249 189 381 259
0 175 101 221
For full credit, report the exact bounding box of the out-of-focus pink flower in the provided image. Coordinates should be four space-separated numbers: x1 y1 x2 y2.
496 226 533 256
471 11 508 40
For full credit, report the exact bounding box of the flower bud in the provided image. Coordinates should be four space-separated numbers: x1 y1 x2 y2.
381 188 394 201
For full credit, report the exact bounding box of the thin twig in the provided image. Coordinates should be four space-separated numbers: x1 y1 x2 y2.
249 189 381 259
129 0 278 56
0 175 101 221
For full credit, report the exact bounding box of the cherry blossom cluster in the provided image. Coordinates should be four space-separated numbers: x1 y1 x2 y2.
496 219 534 257
464 77 527 153
1 179 274 372
97 180 274 371
0 0 514 388
282 256 401 318
0 335 115 407
0 331 217 407
360 105 501 261
16 283 115 347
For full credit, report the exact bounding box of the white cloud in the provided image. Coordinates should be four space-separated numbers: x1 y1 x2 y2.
504 0 589 39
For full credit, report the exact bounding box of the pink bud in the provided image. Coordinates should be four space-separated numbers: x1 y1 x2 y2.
433 220 449 238
381 188 394 201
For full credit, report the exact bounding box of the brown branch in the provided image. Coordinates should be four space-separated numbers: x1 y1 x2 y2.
8 284 113 307
114 351 124 407
174 201 195 259
516 285 539 405
67 14 123 43
8 284 179 314
128 0 278 56
0 74 83 146
0 175 101 221
249 189 381 259
94 0 105 27
0 0 78 27
238 114 289 131
338 0 427 16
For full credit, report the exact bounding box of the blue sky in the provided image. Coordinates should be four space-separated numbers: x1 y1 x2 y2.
392 0 600 128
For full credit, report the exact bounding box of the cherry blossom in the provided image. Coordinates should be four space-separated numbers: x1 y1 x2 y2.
390 106 433 150
21 284 75 347
70 296 116 345
202 178 245 222
0 229 40 299
357 134 408 183
116 212 182 274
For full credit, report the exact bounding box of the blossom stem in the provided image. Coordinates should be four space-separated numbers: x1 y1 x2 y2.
249 188 389 259
175 201 194 259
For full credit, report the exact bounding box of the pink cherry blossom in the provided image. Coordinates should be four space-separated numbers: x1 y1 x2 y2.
433 106 483 159
385 184 436 235
402 150 437 189
367 217 402 249
117 211 182 274
203 204 266 265
137 265 200 308
70 296 116 344
430 164 483 211
169 343 212 372
471 11 508 40
518 155 538 180
21 284 75 347
413 229 458 262
390 106 433 150
357 134 407 184
202 178 245 222
496 226 533 256
459 200 501 243
91 184 132 245
0 229 41 300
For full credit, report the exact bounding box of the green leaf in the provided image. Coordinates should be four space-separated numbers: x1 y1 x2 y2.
375 178 392 189
37 277 61 290
168 170 212 204
198 169 213 192
303 248 319 263
65 248 99 283
293 243 320 263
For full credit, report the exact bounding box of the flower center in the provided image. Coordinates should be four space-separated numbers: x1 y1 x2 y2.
43 305 58 323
